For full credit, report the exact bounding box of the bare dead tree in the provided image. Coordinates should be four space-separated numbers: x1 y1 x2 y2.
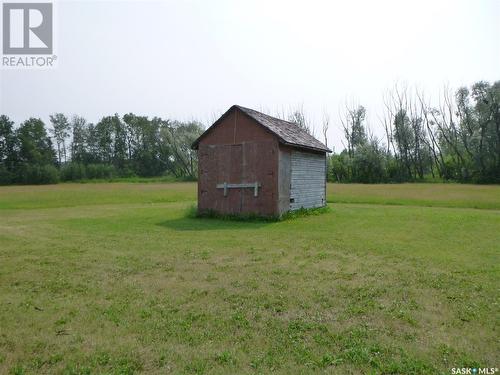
339 99 367 158
322 109 330 147
430 86 467 177
287 104 313 136
416 90 446 178
382 90 397 156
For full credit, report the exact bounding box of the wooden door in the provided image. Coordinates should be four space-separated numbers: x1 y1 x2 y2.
215 144 243 214
229 144 243 214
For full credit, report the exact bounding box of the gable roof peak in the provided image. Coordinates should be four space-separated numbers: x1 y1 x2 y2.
192 105 331 153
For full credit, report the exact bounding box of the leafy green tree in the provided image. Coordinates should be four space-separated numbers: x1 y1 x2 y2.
341 105 367 158
49 113 70 164
94 116 115 164
14 118 58 184
393 109 414 180
17 118 56 166
158 119 204 178
470 81 500 181
329 152 351 182
350 106 367 150
352 140 387 183
70 115 90 163
0 115 17 183
123 113 162 176
111 115 127 169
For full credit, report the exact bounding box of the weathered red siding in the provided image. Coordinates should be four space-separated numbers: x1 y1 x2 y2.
197 109 279 216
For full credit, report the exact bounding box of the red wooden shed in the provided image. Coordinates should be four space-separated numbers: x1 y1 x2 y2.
191 105 331 217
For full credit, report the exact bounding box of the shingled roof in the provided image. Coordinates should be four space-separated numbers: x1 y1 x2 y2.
192 105 331 153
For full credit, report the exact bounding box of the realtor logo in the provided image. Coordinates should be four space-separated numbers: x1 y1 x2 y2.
2 2 53 55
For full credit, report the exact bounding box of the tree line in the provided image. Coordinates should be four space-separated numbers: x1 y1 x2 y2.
328 81 500 184
0 113 204 184
0 80 498 185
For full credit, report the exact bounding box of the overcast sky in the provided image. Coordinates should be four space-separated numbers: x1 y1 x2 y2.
1 0 499 150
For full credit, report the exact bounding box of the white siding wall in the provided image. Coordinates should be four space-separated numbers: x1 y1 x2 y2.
290 151 326 210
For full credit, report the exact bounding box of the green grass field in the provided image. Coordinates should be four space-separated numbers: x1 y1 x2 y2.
0 182 498 374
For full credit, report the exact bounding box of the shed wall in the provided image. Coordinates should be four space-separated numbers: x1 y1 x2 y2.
200 109 274 145
197 110 279 216
289 151 326 210
277 146 291 215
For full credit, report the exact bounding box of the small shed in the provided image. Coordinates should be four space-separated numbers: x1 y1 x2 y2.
191 105 331 217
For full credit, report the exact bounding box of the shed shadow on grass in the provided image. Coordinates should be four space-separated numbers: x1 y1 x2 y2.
157 205 331 231
157 216 272 231
157 204 274 231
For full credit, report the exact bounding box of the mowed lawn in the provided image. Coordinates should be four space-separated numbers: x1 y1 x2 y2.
0 183 498 374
